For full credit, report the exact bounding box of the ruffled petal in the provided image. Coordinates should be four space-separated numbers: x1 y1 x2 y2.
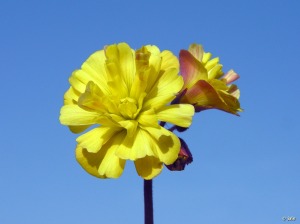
115 128 155 161
68 125 90 134
64 87 80 105
76 126 121 153
81 50 111 95
60 105 100 126
160 50 179 71
144 126 180 165
144 50 162 93
69 50 110 96
129 71 147 101
118 120 138 137
78 81 107 112
149 68 183 98
60 104 120 127
76 146 105 178
117 43 136 89
143 68 183 110
78 81 120 116
105 43 135 97
69 70 89 94
144 45 160 57
143 94 176 111
97 131 127 178
135 46 151 74
134 156 163 180
76 131 127 179
156 104 194 127
137 109 159 128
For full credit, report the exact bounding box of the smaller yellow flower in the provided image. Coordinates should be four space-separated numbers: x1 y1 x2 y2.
178 44 242 115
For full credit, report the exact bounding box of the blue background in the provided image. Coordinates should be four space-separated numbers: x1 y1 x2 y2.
1 0 299 223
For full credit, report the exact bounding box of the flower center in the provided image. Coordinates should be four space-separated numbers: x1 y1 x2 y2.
118 97 138 119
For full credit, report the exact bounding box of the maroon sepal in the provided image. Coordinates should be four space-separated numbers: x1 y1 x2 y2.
175 126 189 132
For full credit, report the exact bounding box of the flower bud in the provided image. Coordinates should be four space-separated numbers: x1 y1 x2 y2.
166 138 193 171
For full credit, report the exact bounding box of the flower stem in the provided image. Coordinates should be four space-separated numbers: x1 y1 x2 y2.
144 179 153 224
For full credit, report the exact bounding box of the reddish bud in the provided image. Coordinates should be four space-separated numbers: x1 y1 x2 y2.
166 138 193 171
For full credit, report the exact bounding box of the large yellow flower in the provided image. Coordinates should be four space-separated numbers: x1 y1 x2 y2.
179 44 242 115
59 43 194 179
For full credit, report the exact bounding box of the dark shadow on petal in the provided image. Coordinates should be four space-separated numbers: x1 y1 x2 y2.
157 135 175 154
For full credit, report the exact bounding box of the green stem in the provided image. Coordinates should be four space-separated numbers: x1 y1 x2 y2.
144 179 153 224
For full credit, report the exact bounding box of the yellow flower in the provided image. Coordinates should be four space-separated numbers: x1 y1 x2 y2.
179 43 242 115
59 43 195 179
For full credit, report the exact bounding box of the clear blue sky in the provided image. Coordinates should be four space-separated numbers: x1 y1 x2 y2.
1 0 299 223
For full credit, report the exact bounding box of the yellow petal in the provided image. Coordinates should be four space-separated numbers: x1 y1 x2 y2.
205 57 220 71
60 104 119 127
76 131 127 178
118 120 138 137
69 49 110 96
135 46 151 74
134 156 163 180
117 43 136 88
81 50 111 95
78 81 120 116
115 128 155 160
105 65 128 99
68 125 90 134
137 109 159 128
188 43 204 62
218 90 242 114
144 45 160 56
143 126 180 165
145 55 162 93
208 64 223 80
97 131 127 178
69 70 89 94
105 43 135 95
209 79 229 91
129 71 147 101
143 68 183 110
78 81 107 112
60 105 100 126
156 104 194 127
76 126 121 153
152 68 183 96
160 50 179 71
202 52 212 64
64 87 80 105
76 146 105 178
143 95 176 111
